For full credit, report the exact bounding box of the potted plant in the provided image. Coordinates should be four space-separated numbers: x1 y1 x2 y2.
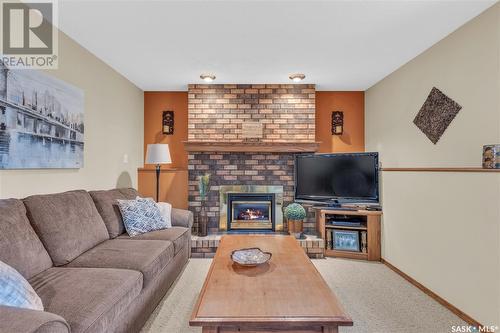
198 173 210 237
284 203 306 239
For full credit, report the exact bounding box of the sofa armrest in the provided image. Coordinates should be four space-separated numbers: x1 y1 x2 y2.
0 305 70 333
171 208 194 228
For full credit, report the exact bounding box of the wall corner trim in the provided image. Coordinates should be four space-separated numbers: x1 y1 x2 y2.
381 258 483 328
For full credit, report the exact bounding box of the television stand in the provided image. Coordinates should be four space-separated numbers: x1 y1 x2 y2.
315 208 382 261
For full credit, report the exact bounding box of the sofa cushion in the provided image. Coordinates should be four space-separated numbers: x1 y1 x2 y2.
30 267 142 333
89 188 141 238
23 190 109 266
0 199 52 279
66 239 174 287
118 226 190 255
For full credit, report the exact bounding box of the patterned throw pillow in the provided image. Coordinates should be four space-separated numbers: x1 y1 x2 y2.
0 260 43 311
117 197 168 236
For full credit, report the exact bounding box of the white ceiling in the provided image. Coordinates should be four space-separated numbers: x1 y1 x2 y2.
58 0 496 91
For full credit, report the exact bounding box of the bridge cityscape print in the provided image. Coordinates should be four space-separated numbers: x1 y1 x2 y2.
0 60 84 169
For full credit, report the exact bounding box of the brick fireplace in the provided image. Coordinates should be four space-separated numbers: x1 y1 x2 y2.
186 84 318 235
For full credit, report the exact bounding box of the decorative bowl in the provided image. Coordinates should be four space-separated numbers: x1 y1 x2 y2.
230 247 272 267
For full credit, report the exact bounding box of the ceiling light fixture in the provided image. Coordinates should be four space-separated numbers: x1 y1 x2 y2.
200 73 216 82
289 73 305 82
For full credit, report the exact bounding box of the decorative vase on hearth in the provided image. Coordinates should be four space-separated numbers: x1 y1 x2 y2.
199 204 208 237
287 219 304 239
197 173 211 237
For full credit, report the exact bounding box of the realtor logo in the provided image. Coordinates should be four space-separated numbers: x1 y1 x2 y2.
1 0 58 69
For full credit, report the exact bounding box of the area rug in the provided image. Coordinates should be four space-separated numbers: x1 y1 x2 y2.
141 258 466 333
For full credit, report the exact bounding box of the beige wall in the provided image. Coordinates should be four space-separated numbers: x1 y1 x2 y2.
366 4 500 326
0 31 144 198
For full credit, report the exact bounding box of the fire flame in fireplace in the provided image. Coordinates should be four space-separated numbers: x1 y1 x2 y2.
238 208 265 220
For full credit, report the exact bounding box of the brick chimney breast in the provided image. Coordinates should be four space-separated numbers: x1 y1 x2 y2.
187 84 317 235
187 84 315 143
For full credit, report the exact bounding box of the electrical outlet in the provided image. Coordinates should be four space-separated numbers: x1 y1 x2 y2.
123 154 129 164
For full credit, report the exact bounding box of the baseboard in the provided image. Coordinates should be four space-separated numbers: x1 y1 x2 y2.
381 258 482 328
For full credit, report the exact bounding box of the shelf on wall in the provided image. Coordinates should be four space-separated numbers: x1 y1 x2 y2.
137 168 186 173
381 167 500 173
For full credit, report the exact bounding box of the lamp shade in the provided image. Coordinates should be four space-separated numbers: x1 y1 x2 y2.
145 144 172 164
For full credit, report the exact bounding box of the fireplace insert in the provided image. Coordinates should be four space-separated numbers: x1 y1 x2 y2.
227 193 275 231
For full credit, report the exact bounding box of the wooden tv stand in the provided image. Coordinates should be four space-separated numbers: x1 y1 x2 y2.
315 208 382 261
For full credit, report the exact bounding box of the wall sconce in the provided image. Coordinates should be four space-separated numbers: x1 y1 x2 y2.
331 111 344 135
162 111 174 135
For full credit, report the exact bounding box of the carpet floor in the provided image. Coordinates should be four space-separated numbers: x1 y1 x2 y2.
141 258 466 333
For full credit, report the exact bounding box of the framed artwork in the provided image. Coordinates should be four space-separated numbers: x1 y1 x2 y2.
413 87 462 144
333 230 360 252
483 144 500 169
0 60 84 169
331 111 344 135
162 110 174 135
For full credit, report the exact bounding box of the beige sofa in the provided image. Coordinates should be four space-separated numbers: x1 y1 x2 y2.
0 188 193 333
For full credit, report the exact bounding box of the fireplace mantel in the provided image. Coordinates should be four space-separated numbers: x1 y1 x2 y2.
183 141 320 153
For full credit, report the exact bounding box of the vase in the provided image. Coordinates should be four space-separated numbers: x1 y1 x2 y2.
199 204 208 237
288 219 303 239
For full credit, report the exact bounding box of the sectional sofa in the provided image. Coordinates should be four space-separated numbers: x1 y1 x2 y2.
0 188 193 333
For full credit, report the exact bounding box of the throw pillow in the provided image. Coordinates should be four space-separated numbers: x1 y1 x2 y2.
156 202 172 228
117 197 168 236
0 260 43 311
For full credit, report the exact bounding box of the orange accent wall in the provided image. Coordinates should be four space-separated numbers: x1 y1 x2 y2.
138 92 188 208
143 92 188 169
315 91 365 153
138 169 188 209
139 90 365 208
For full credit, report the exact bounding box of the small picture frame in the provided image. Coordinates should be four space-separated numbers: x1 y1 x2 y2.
333 230 360 252
482 144 500 169
331 111 344 135
162 111 174 135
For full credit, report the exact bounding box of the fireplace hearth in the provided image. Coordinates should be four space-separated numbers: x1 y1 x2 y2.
227 193 275 231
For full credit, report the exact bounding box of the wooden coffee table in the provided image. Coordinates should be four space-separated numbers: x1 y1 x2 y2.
190 235 353 333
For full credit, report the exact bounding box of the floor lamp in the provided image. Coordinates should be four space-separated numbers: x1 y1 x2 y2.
145 144 172 202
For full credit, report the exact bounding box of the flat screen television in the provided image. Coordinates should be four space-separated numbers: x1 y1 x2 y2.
295 152 379 204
